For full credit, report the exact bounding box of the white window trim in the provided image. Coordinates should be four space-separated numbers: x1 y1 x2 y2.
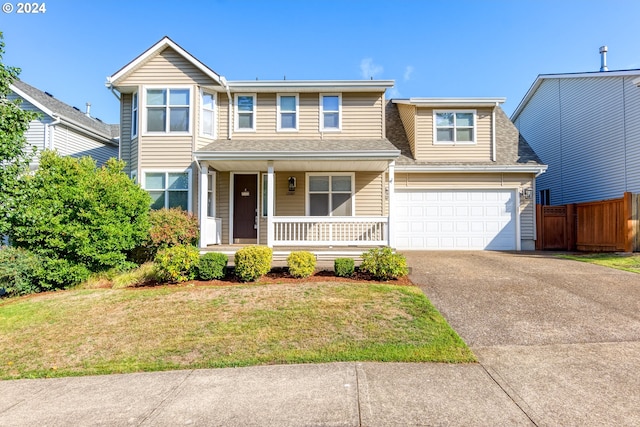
200 89 218 139
141 85 193 136
141 169 193 213
131 92 138 139
207 171 217 217
319 93 342 132
234 93 257 132
277 93 299 132
305 172 355 216
433 109 477 146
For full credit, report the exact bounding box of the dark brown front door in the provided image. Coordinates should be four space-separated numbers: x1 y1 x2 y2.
233 174 258 243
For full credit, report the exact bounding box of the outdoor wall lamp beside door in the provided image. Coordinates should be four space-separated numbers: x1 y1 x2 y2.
288 176 297 192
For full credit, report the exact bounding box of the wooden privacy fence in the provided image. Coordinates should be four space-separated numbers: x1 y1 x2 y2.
537 192 640 252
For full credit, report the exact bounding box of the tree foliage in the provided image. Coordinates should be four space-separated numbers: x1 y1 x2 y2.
9 151 151 273
0 32 38 234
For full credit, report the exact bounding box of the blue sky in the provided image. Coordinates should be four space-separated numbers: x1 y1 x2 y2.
2 0 639 124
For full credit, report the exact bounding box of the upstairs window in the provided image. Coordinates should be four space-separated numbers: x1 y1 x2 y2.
235 94 256 131
434 111 475 144
131 92 138 138
146 88 190 133
320 94 341 131
201 91 216 138
277 94 298 131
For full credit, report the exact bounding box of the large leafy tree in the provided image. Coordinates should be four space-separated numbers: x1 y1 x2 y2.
0 32 38 235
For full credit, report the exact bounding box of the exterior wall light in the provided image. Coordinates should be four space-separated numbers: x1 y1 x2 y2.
288 176 297 192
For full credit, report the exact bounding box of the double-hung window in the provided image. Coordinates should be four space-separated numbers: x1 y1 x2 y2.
235 94 256 131
131 92 138 138
277 94 298 131
307 174 353 216
201 91 216 138
434 110 475 144
146 88 190 133
144 171 191 212
320 94 341 131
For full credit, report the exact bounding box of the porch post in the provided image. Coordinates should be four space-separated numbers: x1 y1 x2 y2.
199 163 208 249
267 161 275 248
388 160 395 248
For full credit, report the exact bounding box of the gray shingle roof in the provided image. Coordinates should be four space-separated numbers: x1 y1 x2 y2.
12 79 119 141
385 100 543 167
197 138 400 153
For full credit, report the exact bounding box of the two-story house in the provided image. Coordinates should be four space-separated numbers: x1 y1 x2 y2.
106 37 546 251
512 68 640 205
9 79 119 167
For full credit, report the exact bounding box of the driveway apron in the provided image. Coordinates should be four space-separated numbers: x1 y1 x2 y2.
405 250 640 426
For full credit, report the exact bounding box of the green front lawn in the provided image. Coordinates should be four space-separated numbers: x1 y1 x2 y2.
559 253 640 273
0 282 474 379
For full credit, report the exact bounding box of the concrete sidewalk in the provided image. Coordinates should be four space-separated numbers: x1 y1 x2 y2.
0 362 532 426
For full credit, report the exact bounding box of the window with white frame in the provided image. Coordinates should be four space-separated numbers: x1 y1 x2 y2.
145 88 190 133
131 92 138 138
320 94 341 131
277 94 298 131
201 91 216 138
235 94 256 131
434 111 475 144
207 173 216 217
307 174 353 216
144 171 191 212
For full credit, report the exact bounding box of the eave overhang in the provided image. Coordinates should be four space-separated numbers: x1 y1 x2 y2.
395 164 548 175
227 80 395 93
393 97 505 107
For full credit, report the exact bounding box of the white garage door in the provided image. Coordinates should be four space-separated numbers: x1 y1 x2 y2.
395 190 517 250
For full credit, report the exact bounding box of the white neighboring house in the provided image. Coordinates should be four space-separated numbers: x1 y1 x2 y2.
9 79 119 168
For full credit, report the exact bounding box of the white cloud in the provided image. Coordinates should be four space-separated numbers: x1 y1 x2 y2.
404 66 414 81
360 58 383 79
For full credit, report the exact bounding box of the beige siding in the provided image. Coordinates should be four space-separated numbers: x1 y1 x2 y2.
139 137 193 168
355 172 384 216
231 92 384 140
120 93 135 174
394 172 536 240
118 47 221 87
274 172 305 216
397 104 416 157
414 107 493 161
217 172 230 244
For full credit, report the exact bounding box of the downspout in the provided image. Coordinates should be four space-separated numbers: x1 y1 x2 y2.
492 102 497 162
46 114 61 150
220 76 232 139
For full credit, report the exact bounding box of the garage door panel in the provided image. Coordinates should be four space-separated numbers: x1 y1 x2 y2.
395 189 516 250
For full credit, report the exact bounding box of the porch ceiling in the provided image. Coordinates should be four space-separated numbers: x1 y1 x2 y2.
203 159 391 172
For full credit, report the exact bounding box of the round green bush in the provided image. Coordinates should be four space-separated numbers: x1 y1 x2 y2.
234 246 272 282
154 245 200 283
334 257 355 278
287 251 316 278
197 252 228 280
360 247 409 280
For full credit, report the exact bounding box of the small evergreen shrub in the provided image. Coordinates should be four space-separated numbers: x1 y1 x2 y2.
287 251 316 278
334 257 355 278
39 257 91 290
234 246 273 282
0 247 44 296
154 245 200 283
197 252 228 280
360 247 409 281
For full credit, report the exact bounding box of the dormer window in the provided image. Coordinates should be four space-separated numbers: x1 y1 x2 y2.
434 110 475 145
145 88 191 133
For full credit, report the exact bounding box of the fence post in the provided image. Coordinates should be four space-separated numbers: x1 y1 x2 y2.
624 192 633 252
567 203 577 251
536 204 543 250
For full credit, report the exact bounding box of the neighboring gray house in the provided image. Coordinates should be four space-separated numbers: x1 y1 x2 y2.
9 79 119 167
512 68 640 205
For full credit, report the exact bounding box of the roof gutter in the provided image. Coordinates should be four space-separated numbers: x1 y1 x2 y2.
195 150 400 162
395 164 548 174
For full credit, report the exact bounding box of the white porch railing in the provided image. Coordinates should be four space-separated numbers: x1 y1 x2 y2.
271 216 388 246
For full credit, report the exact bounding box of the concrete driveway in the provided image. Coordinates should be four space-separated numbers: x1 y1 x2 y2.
404 250 640 426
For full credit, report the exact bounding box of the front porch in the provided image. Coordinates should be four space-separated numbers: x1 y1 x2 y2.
195 143 399 250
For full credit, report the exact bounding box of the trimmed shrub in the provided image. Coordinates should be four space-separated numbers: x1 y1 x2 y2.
0 247 44 296
154 245 200 283
334 257 355 278
360 247 409 281
234 246 273 282
197 252 228 280
287 251 316 278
